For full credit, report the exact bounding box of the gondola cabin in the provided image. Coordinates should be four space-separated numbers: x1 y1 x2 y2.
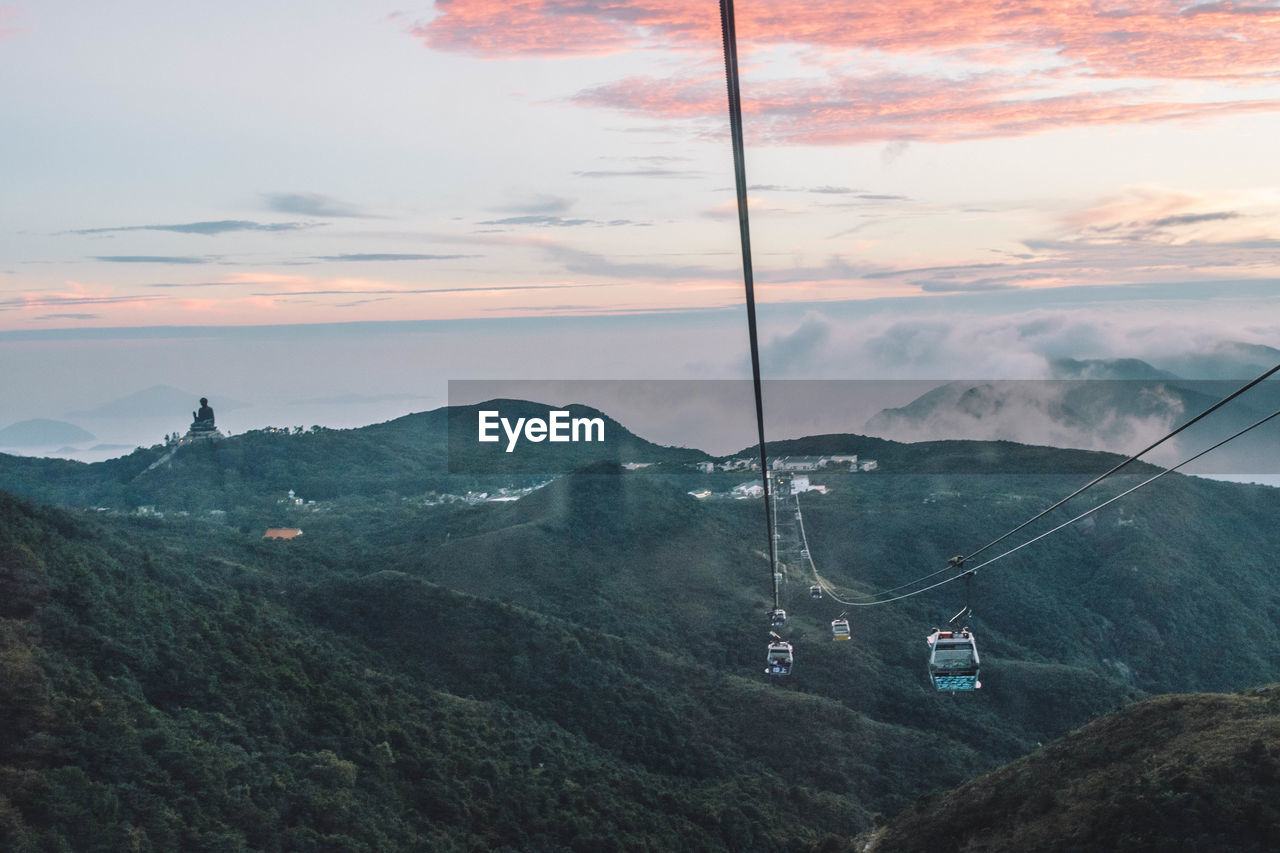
769 608 787 627
809 585 823 599
766 641 793 676
800 548 809 560
926 628 981 691
831 617 851 641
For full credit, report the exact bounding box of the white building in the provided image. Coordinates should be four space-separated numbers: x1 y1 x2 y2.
789 475 828 495
772 455 824 471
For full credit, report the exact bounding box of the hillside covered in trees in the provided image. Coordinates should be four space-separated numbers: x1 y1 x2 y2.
867 686 1280 852
2 405 1279 849
0 400 708 513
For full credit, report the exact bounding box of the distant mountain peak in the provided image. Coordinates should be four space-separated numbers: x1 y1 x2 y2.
66 385 248 419
0 418 96 447
1049 357 1177 381
1154 340 1280 380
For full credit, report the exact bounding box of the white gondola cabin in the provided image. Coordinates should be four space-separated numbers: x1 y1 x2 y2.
766 640 793 676
809 585 823 599
831 616 851 641
926 627 981 691
769 608 787 627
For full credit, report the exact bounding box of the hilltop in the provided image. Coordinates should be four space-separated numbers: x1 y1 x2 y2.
868 686 1280 851
0 399 708 512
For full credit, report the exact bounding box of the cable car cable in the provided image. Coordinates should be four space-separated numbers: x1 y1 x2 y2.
720 0 779 610
811 404 1280 607
960 361 1280 566
962 403 1280 575
846 362 1280 602
797 490 960 603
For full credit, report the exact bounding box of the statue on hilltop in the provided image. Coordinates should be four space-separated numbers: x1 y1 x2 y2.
180 396 223 442
191 397 216 433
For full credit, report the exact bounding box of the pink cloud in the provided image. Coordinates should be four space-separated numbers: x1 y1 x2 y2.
416 1 1280 144
413 0 714 56
0 7 20 38
417 0 1280 80
573 71 1280 144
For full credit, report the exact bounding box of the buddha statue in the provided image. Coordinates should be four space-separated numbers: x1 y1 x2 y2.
191 397 216 432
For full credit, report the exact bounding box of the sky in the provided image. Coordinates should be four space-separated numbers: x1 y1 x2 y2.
2 0 1279 452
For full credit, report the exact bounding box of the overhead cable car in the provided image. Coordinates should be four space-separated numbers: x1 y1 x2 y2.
766 633 793 676
769 608 787 627
831 613 851 641
809 585 823 599
926 627 981 691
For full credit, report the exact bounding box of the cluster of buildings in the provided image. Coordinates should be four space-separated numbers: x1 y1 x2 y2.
688 453 877 500
693 454 876 474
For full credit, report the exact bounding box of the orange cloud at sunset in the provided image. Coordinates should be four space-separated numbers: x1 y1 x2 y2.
1 271 743 331
1055 186 1280 246
12 282 163 314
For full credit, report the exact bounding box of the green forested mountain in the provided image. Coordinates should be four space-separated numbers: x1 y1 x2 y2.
867 686 1280 852
1 408 1279 849
1 486 967 852
0 400 707 513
